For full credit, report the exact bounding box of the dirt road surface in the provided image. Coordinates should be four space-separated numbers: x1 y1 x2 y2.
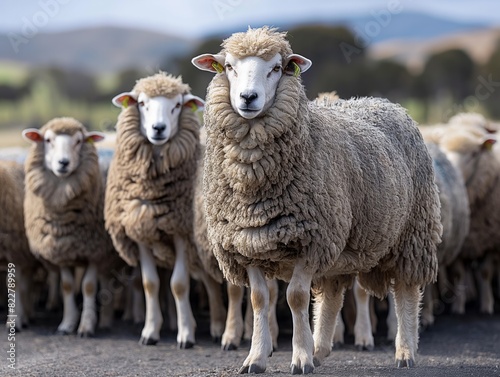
1 309 499 377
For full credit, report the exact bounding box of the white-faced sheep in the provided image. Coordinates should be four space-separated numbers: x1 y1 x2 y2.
23 117 118 337
105 72 226 348
0 160 39 328
192 26 441 374
439 126 499 314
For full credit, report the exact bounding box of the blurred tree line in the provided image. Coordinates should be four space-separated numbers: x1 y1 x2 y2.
1 24 500 132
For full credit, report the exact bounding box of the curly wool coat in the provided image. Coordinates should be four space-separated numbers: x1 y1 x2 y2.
203 71 441 297
0 161 36 267
24 118 116 268
426 142 469 266
104 74 202 269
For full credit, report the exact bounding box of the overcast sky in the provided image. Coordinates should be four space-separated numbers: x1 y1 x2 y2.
1 0 500 38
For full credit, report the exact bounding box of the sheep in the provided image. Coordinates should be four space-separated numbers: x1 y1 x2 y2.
439 125 500 314
0 160 38 328
194 149 280 351
105 71 226 348
192 26 441 374
22 117 118 337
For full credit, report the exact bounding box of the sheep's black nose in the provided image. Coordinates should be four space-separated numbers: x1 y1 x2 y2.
240 92 258 105
58 158 70 168
152 123 166 133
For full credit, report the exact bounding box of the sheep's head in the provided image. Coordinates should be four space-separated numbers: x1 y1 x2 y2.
440 129 497 183
112 72 204 145
22 118 105 178
192 26 311 119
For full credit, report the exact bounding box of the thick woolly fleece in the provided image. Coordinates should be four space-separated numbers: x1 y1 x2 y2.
426 142 469 266
0 161 35 267
203 72 441 297
440 129 500 260
24 118 116 268
104 74 201 268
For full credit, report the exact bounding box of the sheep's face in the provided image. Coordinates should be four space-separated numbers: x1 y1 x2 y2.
441 133 497 182
192 52 311 119
22 127 105 178
112 91 204 145
136 93 183 145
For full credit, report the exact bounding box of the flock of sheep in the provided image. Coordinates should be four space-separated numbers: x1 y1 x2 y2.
1 26 499 375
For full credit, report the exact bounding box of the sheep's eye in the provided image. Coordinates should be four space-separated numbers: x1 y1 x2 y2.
75 139 81 145
44 138 51 144
273 65 282 72
225 63 233 71
138 101 145 107
175 102 181 109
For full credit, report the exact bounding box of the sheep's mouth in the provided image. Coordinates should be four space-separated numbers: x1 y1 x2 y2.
55 168 70 177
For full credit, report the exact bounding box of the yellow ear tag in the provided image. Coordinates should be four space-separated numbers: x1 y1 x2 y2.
122 97 129 109
292 62 301 77
189 102 198 112
483 139 496 151
212 61 224 73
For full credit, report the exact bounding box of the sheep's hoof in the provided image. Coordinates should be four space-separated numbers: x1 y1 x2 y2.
222 343 238 351
139 336 158 346
291 363 314 374
356 344 374 352
55 329 72 336
239 364 265 374
396 358 415 368
178 341 194 349
78 331 94 338
333 342 343 350
313 357 321 367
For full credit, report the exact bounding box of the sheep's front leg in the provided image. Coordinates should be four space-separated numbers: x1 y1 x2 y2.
97 273 114 330
222 282 244 350
312 277 345 369
239 266 272 374
77 263 98 337
57 267 79 335
332 312 345 347
477 254 495 314
386 291 397 341
45 269 60 311
353 279 374 351
268 279 279 351
171 235 196 349
393 282 421 368
289 260 314 374
138 244 162 345
199 271 226 343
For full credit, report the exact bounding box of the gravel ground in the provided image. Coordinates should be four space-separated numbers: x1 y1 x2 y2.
1 309 499 377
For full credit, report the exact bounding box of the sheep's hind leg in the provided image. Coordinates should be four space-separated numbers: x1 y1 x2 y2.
354 279 374 351
77 263 98 337
199 271 226 343
239 266 273 374
289 260 315 374
312 277 345 368
171 235 196 349
393 282 421 368
57 267 79 335
138 244 162 345
221 282 244 350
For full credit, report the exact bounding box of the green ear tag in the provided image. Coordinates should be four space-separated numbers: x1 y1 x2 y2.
122 97 129 109
190 102 198 112
292 62 301 77
212 61 224 73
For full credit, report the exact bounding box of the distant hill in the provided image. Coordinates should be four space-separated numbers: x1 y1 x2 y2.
0 26 196 74
0 12 494 75
369 27 500 72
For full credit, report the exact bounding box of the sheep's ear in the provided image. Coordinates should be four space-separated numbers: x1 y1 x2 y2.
112 92 138 108
191 54 225 73
85 131 106 144
482 138 496 151
183 94 205 111
22 128 43 143
284 54 312 76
